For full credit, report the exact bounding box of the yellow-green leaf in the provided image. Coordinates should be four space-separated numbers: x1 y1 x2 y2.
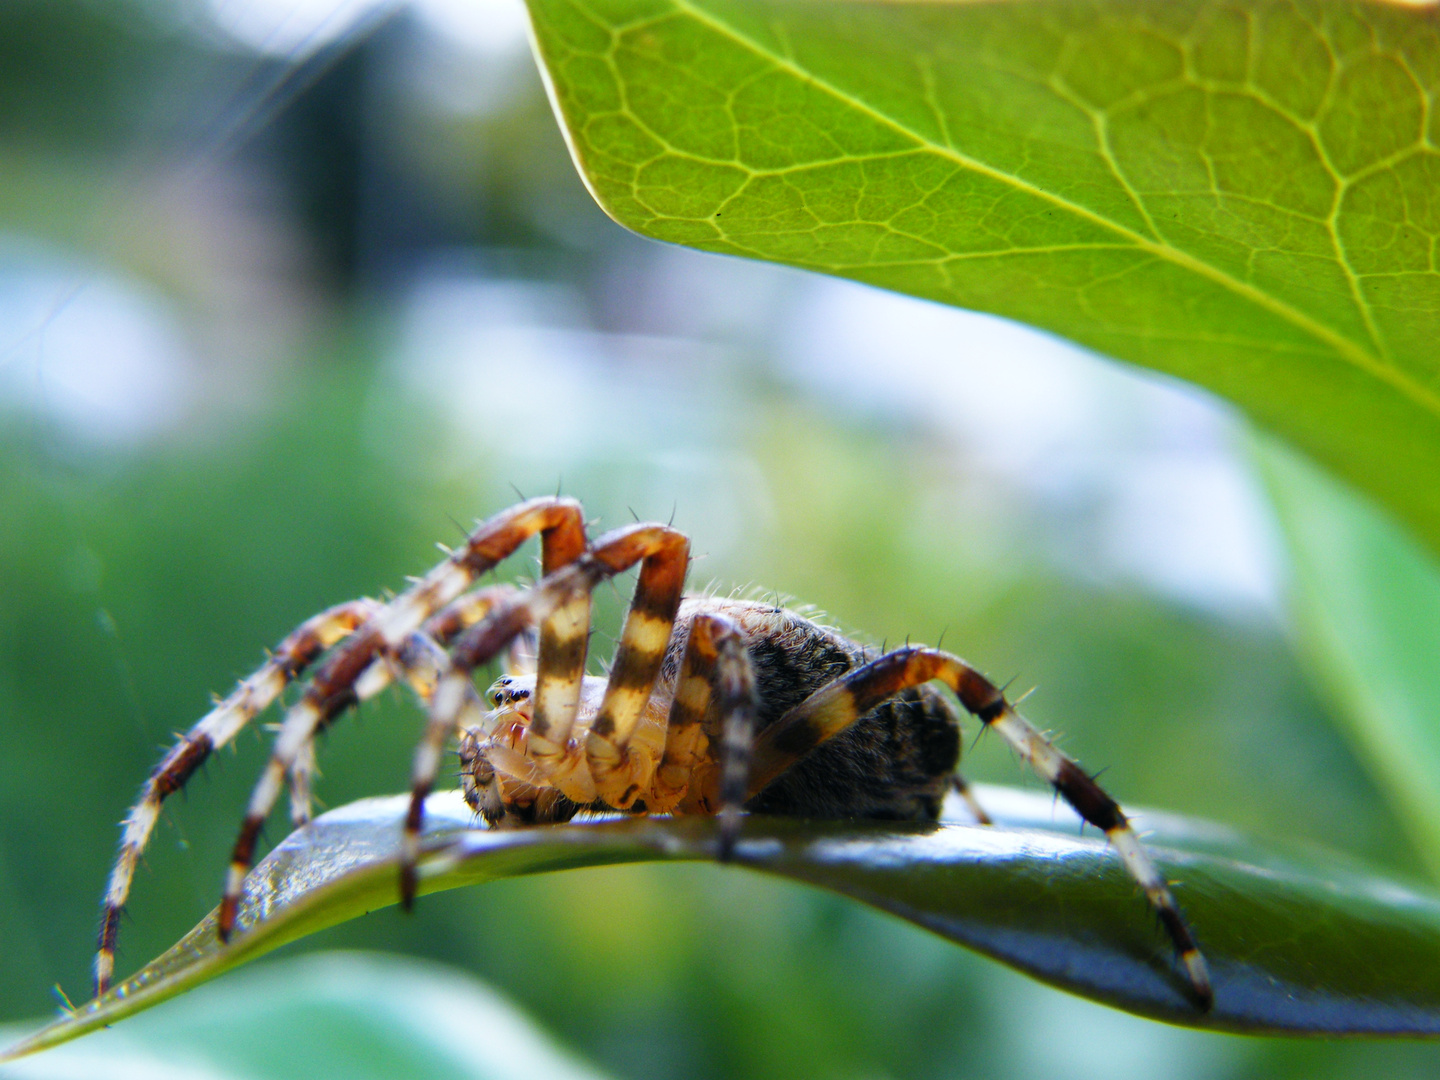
525 0 1440 556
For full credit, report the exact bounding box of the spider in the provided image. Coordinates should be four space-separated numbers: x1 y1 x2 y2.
95 497 1212 1010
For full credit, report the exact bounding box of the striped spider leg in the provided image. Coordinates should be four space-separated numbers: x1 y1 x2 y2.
95 598 380 995
285 584 538 830
402 522 690 901
659 611 755 852
746 646 1214 1011
95 497 586 993
214 497 588 943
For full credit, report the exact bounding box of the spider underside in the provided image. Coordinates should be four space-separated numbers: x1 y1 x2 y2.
95 497 1212 1010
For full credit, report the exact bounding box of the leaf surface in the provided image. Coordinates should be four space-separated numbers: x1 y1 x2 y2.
1262 441 1440 881
8 785 1440 1062
524 0 1440 556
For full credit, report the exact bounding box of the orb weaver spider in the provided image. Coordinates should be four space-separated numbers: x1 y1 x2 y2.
95 496 1211 1009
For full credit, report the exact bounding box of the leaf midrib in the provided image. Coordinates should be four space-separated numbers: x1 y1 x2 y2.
638 0 1440 424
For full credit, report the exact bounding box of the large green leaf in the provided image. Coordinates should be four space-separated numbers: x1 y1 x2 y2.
523 0 1440 556
1261 441 1440 882
8 785 1440 1064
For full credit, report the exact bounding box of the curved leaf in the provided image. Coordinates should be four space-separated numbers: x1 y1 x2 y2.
523 0 1440 558
1260 439 1440 882
7 785 1440 1063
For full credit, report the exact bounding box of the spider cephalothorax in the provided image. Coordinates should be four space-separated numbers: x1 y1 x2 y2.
96 497 1212 1010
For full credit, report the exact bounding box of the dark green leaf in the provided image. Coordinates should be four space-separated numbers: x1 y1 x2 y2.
8 785 1440 1063
523 0 1440 558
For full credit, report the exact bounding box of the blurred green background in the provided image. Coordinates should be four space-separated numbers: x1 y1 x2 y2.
2 2 1439 1077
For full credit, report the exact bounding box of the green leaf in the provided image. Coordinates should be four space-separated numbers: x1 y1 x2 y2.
8 785 1440 1063
523 0 1440 557
0 952 615 1080
1261 439 1440 882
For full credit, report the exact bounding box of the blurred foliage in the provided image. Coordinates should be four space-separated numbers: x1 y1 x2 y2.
0 1 188 152
4 1 1440 1078
1 952 614 1080
1 357 1433 1078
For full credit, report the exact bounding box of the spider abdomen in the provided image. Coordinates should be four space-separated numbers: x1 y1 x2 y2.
692 599 960 820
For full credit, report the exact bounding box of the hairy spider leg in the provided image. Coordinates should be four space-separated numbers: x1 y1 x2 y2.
94 598 380 996
745 646 1213 1011
416 524 688 849
398 525 693 901
580 525 689 807
422 559 614 833
654 612 741 812
290 740 318 831
423 584 535 667
396 610 539 907
526 554 593 767
286 585 528 829
705 617 757 860
217 497 586 941
392 628 497 906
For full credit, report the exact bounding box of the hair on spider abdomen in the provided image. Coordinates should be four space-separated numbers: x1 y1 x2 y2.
680 600 962 821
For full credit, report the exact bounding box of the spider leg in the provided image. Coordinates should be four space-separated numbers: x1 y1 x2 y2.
94 598 380 996
578 525 689 807
217 498 586 942
284 585 527 829
290 740 318 829
439 585 539 678
393 629 494 905
396 602 526 907
523 570 594 778
746 646 1213 1011
681 614 757 860
949 773 993 826
654 613 733 811
426 522 689 834
416 553 619 840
